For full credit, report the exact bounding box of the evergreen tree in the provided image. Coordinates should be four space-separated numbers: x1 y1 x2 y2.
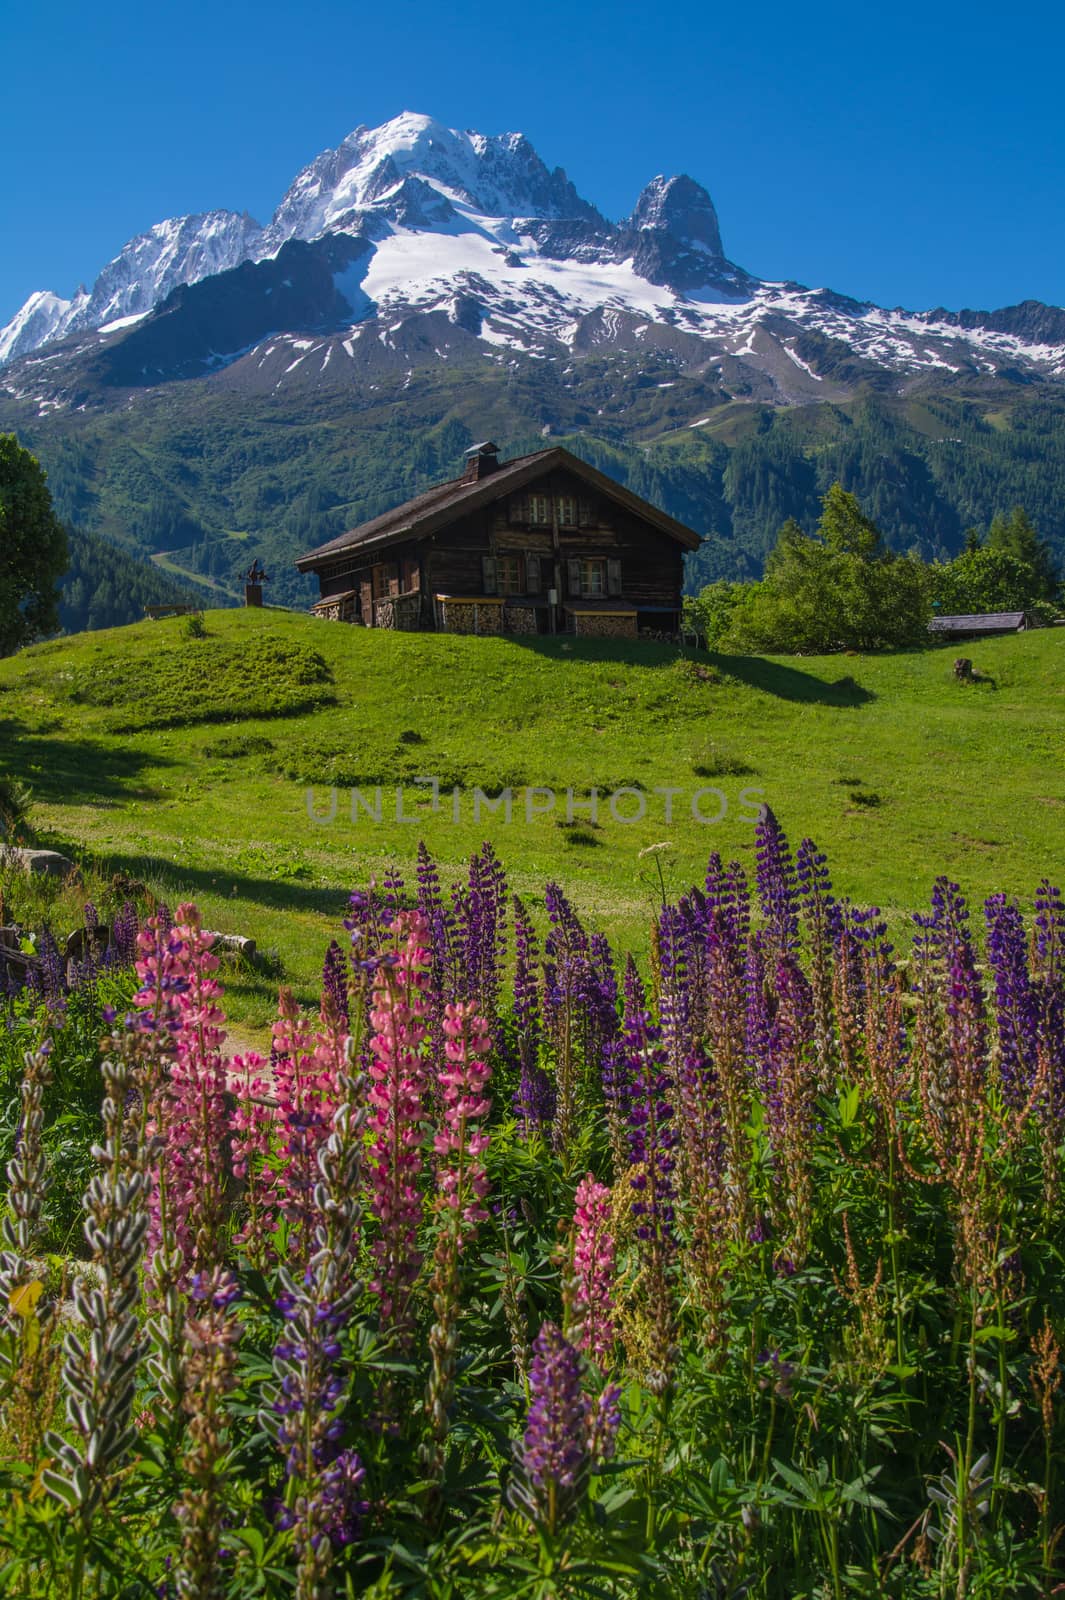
816 482 884 558
987 506 1059 599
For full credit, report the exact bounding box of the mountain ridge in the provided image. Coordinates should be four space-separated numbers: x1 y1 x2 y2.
4 111 1065 616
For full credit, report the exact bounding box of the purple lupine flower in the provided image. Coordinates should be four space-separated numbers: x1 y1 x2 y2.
656 903 695 1077
510 1322 617 1533
795 839 841 941
542 884 619 1153
109 900 140 968
314 1449 367 1549
1034 881 1065 984
755 807 799 955
622 963 677 1251
33 926 67 1009
321 940 350 1027
511 894 556 1134
460 842 508 1022
984 894 1039 1103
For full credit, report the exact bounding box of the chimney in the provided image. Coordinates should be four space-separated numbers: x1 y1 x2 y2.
462 441 501 482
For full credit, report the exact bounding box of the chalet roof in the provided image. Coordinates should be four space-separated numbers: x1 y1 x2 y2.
928 611 1029 633
296 446 701 569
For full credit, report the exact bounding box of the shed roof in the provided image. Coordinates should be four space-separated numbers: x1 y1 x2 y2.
928 611 1029 633
296 446 700 568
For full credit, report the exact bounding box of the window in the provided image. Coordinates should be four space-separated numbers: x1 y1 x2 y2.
498 555 525 595
580 559 606 597
557 495 577 528
528 493 552 525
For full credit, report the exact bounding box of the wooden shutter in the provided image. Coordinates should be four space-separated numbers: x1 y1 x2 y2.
482 555 498 595
525 552 542 594
607 558 622 597
508 494 524 524
567 557 581 597
578 497 594 526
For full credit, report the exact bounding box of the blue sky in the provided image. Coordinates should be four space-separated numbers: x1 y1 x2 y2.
2 0 1062 326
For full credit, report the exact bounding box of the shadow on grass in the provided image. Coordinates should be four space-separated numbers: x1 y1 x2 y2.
707 654 876 706
509 637 875 705
90 847 352 921
0 721 178 804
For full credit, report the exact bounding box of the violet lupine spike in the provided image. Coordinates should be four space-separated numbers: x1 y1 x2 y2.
511 896 551 1135
769 954 816 1263
509 1322 618 1535
110 900 140 968
1034 880 1065 984
656 904 693 1079
796 838 842 943
984 895 1039 1104
754 806 800 956
623 979 677 1253
321 940 350 1027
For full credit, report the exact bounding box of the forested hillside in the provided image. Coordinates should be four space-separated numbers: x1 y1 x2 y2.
9 368 1065 607
58 527 212 634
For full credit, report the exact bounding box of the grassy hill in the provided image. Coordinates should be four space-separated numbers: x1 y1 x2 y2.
1 607 1063 1027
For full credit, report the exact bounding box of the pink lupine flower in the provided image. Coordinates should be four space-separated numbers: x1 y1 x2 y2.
141 905 230 1285
270 988 343 1253
424 997 493 1478
568 1175 617 1366
229 1050 277 1265
435 1001 493 1235
365 911 432 1340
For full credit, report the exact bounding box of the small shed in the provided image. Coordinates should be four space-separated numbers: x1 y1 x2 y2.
928 611 1032 641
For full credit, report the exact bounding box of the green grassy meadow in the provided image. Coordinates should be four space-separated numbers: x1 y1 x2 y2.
2 606 1063 1032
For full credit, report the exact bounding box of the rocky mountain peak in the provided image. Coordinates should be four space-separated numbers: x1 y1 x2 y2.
628 174 724 257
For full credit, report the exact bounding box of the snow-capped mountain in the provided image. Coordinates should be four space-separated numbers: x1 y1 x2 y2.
4 109 1065 406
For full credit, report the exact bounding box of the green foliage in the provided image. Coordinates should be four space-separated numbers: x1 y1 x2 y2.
60 632 334 731
816 482 884 557
683 578 752 646
719 486 930 653
180 611 207 640
927 545 1050 616
986 505 1060 600
0 436 68 656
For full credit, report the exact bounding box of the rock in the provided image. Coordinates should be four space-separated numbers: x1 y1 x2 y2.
7 847 82 884
205 932 257 962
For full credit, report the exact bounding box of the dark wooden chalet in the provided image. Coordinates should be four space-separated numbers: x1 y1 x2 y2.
295 443 699 640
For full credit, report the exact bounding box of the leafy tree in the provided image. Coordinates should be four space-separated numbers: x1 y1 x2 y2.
0 435 69 655
716 487 929 653
986 506 1059 600
926 546 1050 617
